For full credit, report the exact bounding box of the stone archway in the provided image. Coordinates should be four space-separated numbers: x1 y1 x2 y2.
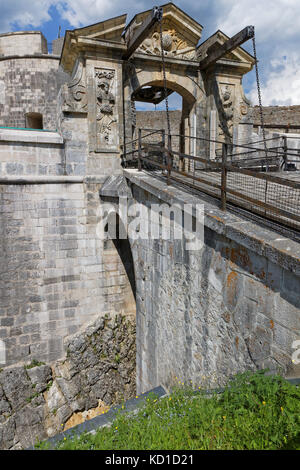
123 67 202 168
131 75 198 157
102 206 136 320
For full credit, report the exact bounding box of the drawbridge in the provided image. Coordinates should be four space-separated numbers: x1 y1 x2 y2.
123 128 300 233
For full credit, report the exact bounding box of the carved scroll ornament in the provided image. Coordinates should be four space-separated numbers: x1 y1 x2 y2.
62 57 87 112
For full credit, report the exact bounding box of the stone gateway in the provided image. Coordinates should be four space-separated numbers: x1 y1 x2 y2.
0 3 299 449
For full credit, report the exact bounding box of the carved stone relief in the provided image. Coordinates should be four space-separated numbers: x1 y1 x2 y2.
217 84 235 140
240 103 248 116
239 89 251 120
62 57 87 112
95 68 117 147
137 23 196 60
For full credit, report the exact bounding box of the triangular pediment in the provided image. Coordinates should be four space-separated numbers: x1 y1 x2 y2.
124 3 203 60
61 13 128 72
197 30 255 65
72 13 127 42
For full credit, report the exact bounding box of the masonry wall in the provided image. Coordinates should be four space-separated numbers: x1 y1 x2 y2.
135 110 181 152
0 126 91 177
135 106 300 151
0 132 66 177
0 32 48 57
0 57 69 130
124 171 300 394
252 105 300 133
0 180 136 366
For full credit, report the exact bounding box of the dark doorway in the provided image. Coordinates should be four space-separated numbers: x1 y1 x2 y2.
25 112 43 129
103 213 136 316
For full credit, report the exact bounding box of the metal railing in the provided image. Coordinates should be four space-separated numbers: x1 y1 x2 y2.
122 129 300 231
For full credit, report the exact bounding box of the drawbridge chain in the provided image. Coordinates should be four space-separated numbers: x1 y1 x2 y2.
159 18 171 148
252 31 268 166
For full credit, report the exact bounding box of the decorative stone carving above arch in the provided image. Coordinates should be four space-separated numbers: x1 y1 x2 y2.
136 27 197 61
123 3 202 62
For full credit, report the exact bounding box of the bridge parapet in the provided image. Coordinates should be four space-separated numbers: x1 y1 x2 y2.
124 169 300 392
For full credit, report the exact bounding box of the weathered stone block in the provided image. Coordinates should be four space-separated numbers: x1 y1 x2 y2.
0 367 34 411
27 365 52 393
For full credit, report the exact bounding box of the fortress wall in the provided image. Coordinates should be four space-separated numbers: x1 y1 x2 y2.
0 313 136 449
0 131 65 177
135 107 300 148
252 105 300 133
0 57 69 130
0 141 65 177
135 110 181 152
0 32 48 57
0 123 90 177
0 180 135 367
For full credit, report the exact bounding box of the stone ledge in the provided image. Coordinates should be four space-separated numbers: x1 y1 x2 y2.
0 176 108 184
0 31 43 38
124 169 300 275
100 175 133 197
0 176 84 184
0 129 64 145
0 54 60 62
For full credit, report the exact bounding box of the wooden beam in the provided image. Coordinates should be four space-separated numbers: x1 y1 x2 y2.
122 6 163 60
199 26 254 70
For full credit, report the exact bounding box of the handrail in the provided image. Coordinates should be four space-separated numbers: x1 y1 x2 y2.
133 133 300 231
122 129 164 147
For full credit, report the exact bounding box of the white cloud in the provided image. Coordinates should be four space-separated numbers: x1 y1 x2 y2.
56 0 150 27
248 53 300 105
0 0 151 32
0 0 55 32
213 1 300 106
216 0 300 41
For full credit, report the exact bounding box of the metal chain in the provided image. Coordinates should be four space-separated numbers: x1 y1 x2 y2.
252 32 268 164
252 31 269 211
159 20 171 142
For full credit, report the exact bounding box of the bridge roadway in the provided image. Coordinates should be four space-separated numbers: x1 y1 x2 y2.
141 165 300 233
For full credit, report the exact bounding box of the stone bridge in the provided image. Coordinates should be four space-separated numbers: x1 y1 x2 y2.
0 2 299 450
1 166 299 448
113 170 300 392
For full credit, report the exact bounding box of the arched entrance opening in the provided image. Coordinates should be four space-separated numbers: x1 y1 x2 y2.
103 212 136 318
134 89 182 157
124 72 198 170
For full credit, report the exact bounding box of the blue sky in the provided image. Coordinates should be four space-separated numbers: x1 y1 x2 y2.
1 0 300 110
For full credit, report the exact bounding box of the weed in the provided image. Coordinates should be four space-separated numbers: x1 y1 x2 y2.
36 371 300 451
25 359 45 369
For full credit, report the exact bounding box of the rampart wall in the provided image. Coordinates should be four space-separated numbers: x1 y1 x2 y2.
0 32 69 131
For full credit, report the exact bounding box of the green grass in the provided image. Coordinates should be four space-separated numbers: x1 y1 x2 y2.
37 371 300 450
24 359 46 369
